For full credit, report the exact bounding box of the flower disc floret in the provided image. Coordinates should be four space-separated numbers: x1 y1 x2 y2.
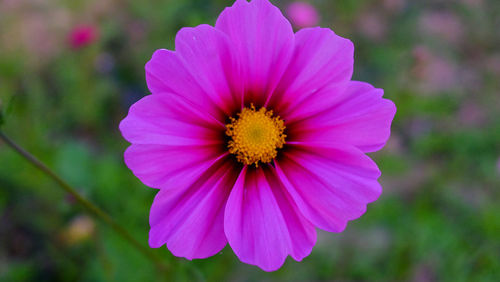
226 105 286 166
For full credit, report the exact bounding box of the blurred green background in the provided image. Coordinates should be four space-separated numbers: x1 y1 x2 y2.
1 0 500 281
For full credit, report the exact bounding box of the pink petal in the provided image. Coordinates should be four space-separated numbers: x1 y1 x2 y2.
269 27 353 117
149 157 238 259
175 24 242 115
275 142 382 233
119 93 224 146
288 81 396 152
124 144 227 189
282 82 349 123
119 93 227 188
224 166 316 271
216 0 295 106
145 49 225 122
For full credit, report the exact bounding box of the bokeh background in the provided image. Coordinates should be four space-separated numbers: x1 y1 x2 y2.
1 0 500 281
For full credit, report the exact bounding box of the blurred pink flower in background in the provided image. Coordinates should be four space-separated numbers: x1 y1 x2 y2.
485 53 500 76
68 24 99 49
461 0 484 8
383 0 406 13
356 12 387 42
418 11 463 44
127 20 148 44
497 157 500 175
286 1 319 28
0 0 70 65
411 45 459 94
458 100 487 128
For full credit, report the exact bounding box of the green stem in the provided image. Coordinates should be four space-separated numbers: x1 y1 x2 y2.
0 130 170 274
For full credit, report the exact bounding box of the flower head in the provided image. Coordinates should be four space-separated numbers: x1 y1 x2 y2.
68 24 98 49
120 0 395 271
286 1 319 28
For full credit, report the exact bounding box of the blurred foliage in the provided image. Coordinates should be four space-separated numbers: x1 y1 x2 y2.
1 0 500 281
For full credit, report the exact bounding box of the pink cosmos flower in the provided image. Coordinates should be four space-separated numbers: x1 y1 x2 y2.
68 24 98 49
120 0 395 271
286 1 319 28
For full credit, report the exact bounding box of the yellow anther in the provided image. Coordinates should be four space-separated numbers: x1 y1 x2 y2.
226 105 286 166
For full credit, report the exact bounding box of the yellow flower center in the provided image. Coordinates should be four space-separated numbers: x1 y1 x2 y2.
226 105 286 166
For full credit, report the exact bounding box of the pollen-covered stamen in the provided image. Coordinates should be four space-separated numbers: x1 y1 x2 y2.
226 105 286 166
